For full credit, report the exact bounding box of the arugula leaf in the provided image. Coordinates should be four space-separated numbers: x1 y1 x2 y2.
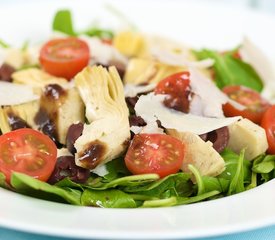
81 189 136 208
123 173 193 198
86 174 159 190
142 190 220 207
194 49 263 92
11 172 81 205
220 148 251 183
252 154 275 174
52 9 75 36
227 149 246 195
103 157 131 181
201 176 230 193
188 164 205 195
0 172 10 189
82 28 114 39
0 39 10 48
52 10 114 39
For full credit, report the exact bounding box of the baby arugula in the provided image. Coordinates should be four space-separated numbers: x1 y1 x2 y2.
52 9 113 39
193 49 263 92
3 150 275 208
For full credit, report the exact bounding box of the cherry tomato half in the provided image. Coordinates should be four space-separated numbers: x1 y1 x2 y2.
125 134 184 178
0 129 57 183
154 72 191 113
222 85 271 124
39 37 90 80
261 105 275 154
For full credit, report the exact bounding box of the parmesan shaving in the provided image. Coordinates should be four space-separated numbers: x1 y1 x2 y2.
135 93 241 135
150 46 214 68
0 82 39 106
80 36 128 66
124 83 156 97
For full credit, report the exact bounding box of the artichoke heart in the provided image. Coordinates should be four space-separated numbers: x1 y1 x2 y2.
113 31 147 58
12 68 69 93
74 65 130 170
167 129 225 177
124 58 185 85
0 100 40 134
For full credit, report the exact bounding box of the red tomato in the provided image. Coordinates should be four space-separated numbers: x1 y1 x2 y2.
261 105 275 154
39 37 90 80
154 72 191 113
125 134 184 178
222 85 271 124
0 129 57 183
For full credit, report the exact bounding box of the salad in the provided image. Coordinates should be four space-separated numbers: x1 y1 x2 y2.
0 9 275 208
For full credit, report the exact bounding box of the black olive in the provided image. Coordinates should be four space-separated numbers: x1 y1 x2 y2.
205 127 229 153
48 156 90 184
0 63 15 82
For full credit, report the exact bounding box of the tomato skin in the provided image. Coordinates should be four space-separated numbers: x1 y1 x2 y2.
222 85 271 124
39 37 90 80
125 134 184 178
261 106 275 154
0 129 57 183
154 72 191 113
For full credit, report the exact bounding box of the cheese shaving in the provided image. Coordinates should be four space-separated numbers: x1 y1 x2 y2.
135 93 241 135
0 82 39 106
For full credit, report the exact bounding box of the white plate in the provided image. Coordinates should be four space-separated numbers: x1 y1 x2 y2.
1 0 275 239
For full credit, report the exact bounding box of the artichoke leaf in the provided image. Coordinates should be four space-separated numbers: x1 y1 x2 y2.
74 66 130 170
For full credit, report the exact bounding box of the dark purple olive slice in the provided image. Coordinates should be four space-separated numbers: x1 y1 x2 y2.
206 127 229 153
48 156 90 184
0 63 15 82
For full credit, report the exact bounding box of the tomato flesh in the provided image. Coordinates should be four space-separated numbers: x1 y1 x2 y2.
0 129 57 183
261 105 275 154
154 72 191 113
222 85 271 124
39 37 90 80
125 134 184 178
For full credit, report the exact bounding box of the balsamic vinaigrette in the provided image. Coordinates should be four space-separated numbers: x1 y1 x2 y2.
34 84 67 146
77 140 107 169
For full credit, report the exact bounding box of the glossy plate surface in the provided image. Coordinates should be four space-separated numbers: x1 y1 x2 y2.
0 0 275 239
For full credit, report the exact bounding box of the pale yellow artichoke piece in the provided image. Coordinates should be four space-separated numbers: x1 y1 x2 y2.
74 65 130 170
12 68 69 92
55 88 85 144
124 58 185 85
167 129 225 177
113 31 147 58
0 86 84 145
0 100 40 134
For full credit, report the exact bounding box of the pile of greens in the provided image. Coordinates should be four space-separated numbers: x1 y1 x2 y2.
1 149 274 208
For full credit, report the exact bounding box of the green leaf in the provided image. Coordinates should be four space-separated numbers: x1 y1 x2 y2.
52 10 75 36
246 172 257 190
103 157 131 181
0 39 10 48
0 172 10 189
86 174 160 190
201 176 230 193
188 164 205 195
252 154 275 174
142 190 220 207
220 148 251 183
193 49 263 92
81 189 136 208
123 173 193 198
54 177 84 190
82 28 114 39
11 172 81 205
227 149 246 195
